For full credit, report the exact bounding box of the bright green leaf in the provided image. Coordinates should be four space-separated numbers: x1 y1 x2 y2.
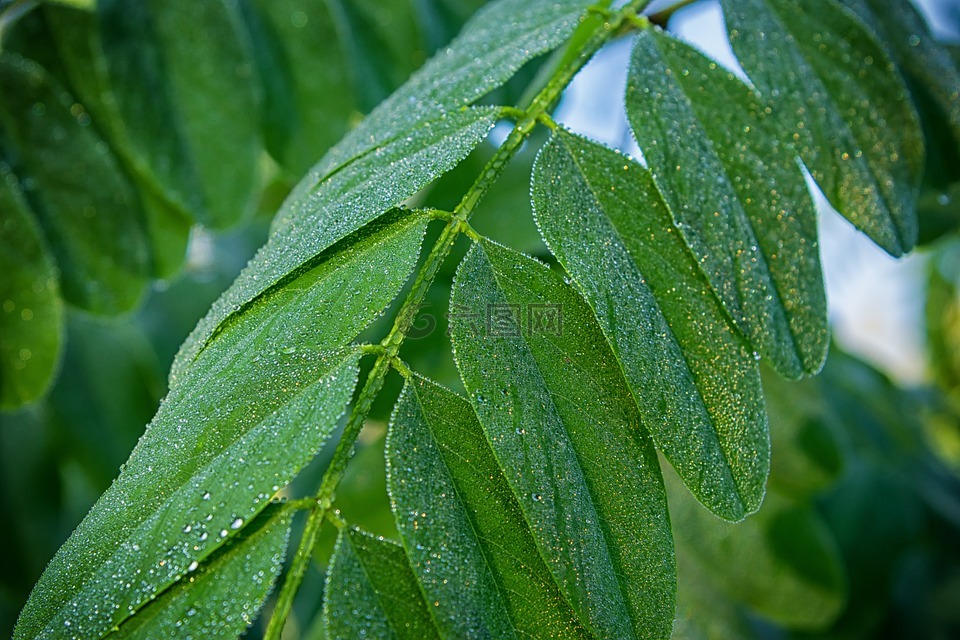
0 53 150 315
110 506 292 639
721 0 924 256
324 527 439 640
666 469 846 630
307 0 597 184
15 214 428 639
387 375 590 639
96 0 260 229
532 129 768 520
170 110 493 384
0 165 63 411
626 30 828 378
449 240 675 639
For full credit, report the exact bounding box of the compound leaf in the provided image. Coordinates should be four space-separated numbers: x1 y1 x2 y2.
721 0 924 256
532 129 768 521
0 166 63 410
170 109 494 384
324 527 438 640
449 240 675 639
14 214 427 640
110 507 292 640
626 29 828 378
387 375 590 639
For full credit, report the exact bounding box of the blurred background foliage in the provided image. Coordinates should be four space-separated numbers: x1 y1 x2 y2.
1 0 959 637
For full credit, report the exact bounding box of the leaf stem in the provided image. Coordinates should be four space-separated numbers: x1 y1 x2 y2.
263 4 650 637
646 0 700 26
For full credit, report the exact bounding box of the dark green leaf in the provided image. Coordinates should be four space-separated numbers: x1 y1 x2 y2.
110 507 291 639
35 4 193 279
96 0 260 229
841 0 960 155
449 240 675 639
0 166 62 410
667 470 846 630
626 30 828 378
324 526 438 640
15 214 428 639
0 53 150 315
721 0 924 256
170 110 494 384
532 129 768 520
387 375 590 639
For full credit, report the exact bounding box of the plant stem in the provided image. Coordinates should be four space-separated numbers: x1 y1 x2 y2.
263 4 650 637
647 0 700 26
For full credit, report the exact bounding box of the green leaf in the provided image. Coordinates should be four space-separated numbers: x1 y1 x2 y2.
531 129 768 520
840 0 960 148
721 0 924 256
242 0 422 176
110 506 292 639
0 165 63 410
0 53 150 315
387 375 590 639
666 470 847 630
170 109 494 385
324 527 439 640
626 30 828 378
762 368 844 498
307 0 597 184
35 4 193 279
96 0 261 229
15 214 428 639
449 240 675 639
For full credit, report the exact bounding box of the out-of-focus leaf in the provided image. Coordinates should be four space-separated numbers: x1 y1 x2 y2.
110 507 291 639
762 368 844 498
324 527 438 640
0 53 149 315
721 0 924 256
626 30 828 378
666 468 847 630
95 0 260 230
19 5 193 279
533 129 767 521
0 165 62 410
387 375 590 638
14 215 428 639
450 240 675 639
927 237 960 400
672 554 756 640
170 110 494 384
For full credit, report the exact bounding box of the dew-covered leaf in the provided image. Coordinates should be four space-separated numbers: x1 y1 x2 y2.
96 0 260 230
626 30 827 378
387 375 590 639
449 240 675 639
666 469 846 630
721 0 924 256
324 526 438 640
302 0 596 185
109 506 291 639
0 53 150 316
532 129 768 520
14 214 428 639
170 109 493 384
0 166 63 411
